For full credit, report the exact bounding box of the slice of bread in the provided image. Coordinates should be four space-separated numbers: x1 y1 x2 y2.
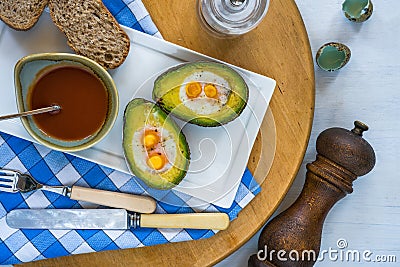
49 0 130 69
0 0 48 30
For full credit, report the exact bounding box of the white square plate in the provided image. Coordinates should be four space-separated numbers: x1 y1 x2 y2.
0 13 275 208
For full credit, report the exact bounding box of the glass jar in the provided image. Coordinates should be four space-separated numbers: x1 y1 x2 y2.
197 0 270 38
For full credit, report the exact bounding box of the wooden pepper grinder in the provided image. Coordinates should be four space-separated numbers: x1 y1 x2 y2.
248 121 376 267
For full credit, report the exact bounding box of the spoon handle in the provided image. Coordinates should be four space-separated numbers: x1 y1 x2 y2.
0 105 60 121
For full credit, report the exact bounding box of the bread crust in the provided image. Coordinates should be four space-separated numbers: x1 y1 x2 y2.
0 0 48 31
48 0 130 69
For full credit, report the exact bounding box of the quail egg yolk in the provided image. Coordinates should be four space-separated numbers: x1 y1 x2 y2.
204 84 218 98
185 82 202 98
143 131 160 149
147 153 166 170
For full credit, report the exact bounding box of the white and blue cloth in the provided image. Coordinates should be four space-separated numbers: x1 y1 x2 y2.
0 0 261 264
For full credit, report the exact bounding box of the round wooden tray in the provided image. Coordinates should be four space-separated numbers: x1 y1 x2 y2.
23 0 314 266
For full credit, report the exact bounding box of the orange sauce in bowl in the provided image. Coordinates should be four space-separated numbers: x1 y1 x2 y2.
28 65 109 141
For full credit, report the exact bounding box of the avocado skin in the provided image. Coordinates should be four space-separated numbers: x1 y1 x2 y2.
152 61 249 127
123 98 190 190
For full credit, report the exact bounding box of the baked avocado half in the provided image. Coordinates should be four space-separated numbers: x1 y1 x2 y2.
152 61 249 127
123 98 190 190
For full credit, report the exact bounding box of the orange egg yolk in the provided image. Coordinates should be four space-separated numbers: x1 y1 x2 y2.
204 84 218 98
185 82 202 98
143 131 160 149
147 153 166 170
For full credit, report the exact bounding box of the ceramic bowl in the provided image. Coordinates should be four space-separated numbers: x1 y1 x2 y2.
14 53 119 152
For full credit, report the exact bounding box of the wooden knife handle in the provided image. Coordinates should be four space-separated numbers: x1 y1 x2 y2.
140 213 230 230
70 186 157 213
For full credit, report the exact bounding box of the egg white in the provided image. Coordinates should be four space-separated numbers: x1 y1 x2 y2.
179 71 230 115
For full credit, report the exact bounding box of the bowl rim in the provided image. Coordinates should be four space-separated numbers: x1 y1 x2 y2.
14 52 119 152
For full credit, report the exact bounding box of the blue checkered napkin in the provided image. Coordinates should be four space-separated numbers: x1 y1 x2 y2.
0 0 261 264
102 0 162 38
0 133 260 264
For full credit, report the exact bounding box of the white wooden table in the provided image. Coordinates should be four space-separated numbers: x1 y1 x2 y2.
217 0 400 266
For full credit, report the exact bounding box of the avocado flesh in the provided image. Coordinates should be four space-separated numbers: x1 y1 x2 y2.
123 98 190 190
152 61 249 127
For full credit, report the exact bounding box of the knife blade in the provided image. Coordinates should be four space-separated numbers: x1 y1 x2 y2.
6 209 230 230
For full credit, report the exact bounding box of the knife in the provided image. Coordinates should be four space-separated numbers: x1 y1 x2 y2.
6 209 230 230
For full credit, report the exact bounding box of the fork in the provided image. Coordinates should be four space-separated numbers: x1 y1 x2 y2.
0 168 156 213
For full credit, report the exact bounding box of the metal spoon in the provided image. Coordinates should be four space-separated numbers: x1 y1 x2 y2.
0 105 61 121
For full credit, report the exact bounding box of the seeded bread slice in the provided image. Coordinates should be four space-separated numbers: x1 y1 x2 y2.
0 0 48 30
48 0 130 69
